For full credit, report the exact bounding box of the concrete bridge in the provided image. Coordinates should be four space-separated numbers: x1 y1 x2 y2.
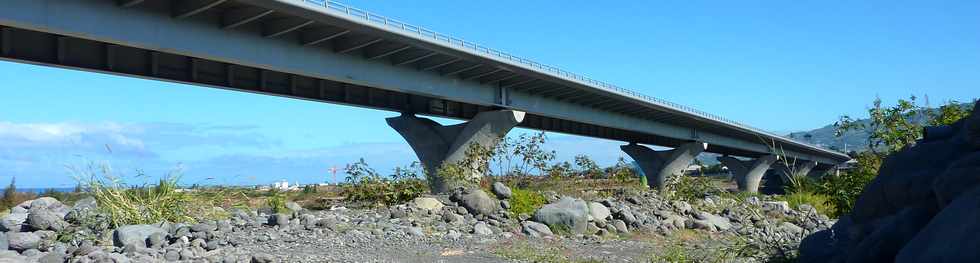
0 0 850 193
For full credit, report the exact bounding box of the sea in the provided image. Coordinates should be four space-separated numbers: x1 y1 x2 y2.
0 187 77 194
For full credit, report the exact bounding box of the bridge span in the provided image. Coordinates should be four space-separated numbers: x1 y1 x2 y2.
0 0 850 192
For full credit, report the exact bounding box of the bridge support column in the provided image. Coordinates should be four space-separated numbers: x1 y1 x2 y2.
718 155 779 193
621 142 706 190
386 110 525 193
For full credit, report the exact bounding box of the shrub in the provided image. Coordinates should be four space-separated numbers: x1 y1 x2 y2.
266 190 289 214
1 177 36 212
574 155 602 178
664 174 720 202
508 188 546 215
817 152 881 217
776 191 835 216
341 159 428 207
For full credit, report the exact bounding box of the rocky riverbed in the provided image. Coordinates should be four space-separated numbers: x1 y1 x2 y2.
0 180 833 263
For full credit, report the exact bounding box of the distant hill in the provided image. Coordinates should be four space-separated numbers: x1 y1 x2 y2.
786 102 975 152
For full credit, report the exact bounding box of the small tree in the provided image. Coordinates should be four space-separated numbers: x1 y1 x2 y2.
574 154 602 178
1 177 16 209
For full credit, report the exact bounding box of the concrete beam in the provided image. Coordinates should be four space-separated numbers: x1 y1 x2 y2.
173 0 228 19
222 7 274 29
262 18 314 38
118 0 146 8
392 51 437 66
301 29 349 46
387 110 525 193
718 155 778 193
621 142 706 190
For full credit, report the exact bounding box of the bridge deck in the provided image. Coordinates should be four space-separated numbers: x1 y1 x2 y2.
0 0 850 165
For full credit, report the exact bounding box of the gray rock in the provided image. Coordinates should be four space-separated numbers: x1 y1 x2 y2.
443 212 464 225
412 197 444 211
473 222 493 236
147 232 167 249
694 211 732 231
0 232 6 251
500 200 511 210
614 208 637 225
389 208 407 219
762 201 791 214
64 197 97 223
190 223 216 233
113 225 167 248
932 152 980 205
846 202 935 263
521 221 553 238
0 212 27 232
672 201 692 215
407 227 424 236
780 221 804 236
587 202 611 223
491 182 512 199
533 197 589 235
28 197 62 211
268 213 289 227
445 230 461 240
457 189 498 216
28 210 66 231
37 251 66 263
612 219 629 233
7 232 40 251
896 187 980 262
0 251 25 261
285 202 303 213
251 253 276 263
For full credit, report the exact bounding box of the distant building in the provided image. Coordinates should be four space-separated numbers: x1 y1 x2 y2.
272 180 289 191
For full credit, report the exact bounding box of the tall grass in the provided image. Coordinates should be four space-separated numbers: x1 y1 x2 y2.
71 162 225 227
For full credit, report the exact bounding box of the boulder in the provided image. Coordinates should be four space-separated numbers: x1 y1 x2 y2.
692 211 732 231
612 220 629 233
113 225 167 248
491 182 512 199
7 232 40 252
587 202 611 223
64 197 98 223
456 189 498 216
932 152 980 205
27 210 66 231
521 221 553 238
285 202 303 213
473 222 493 236
845 202 936 263
762 201 791 214
28 197 62 211
412 197 444 211
533 197 589 234
896 187 980 262
268 214 289 227
0 213 27 232
0 251 25 262
780 222 804 236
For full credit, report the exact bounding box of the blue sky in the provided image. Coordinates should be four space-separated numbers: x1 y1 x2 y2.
1 0 978 188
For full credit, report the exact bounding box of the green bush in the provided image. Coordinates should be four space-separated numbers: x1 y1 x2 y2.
665 175 720 202
776 191 835 216
266 190 289 214
341 159 428 207
508 188 546 215
817 152 881 217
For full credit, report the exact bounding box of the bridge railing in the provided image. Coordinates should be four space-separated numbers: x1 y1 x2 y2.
299 0 838 155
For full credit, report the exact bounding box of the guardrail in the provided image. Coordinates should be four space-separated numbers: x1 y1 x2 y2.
298 0 842 155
